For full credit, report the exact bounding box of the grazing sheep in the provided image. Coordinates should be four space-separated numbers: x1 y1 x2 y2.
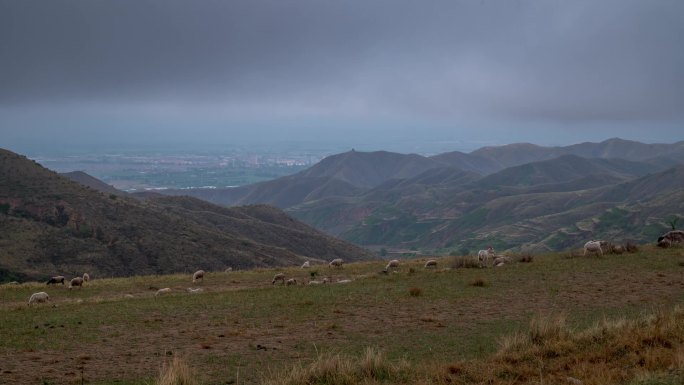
337 279 352 284
424 259 437 268
322 277 330 284
124 294 135 298
272 273 286 285
155 288 172 296
611 245 625 254
492 256 510 266
186 288 203 293
385 259 400 270
583 240 604 256
301 261 310 268
477 247 495 267
192 270 205 283
69 277 84 289
224 267 233 273
28 292 50 305
658 230 684 248
286 278 297 286
308 280 322 285
82 273 90 282
329 258 343 268
46 276 65 285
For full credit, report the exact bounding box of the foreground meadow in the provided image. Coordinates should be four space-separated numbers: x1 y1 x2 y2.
1 246 684 385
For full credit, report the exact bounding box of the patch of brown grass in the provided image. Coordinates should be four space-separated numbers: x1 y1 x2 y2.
260 347 411 385
156 356 197 385
409 287 423 297
434 306 684 385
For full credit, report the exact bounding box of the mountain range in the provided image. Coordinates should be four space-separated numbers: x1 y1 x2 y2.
0 149 373 281
160 138 684 253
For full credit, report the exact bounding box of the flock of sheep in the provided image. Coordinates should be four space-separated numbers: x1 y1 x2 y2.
28 272 90 305
23 230 682 306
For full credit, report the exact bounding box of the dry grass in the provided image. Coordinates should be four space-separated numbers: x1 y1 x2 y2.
434 306 684 385
258 306 684 385
450 256 480 269
260 347 411 385
156 356 197 385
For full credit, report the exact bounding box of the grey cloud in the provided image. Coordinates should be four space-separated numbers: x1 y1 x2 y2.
0 0 683 141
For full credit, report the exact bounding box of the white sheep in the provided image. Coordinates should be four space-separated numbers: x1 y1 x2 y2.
28 291 50 305
224 267 233 273
186 288 203 293
155 288 172 296
308 280 322 285
583 241 603 256
385 259 400 270
272 273 286 285
337 279 352 284
69 277 84 289
286 278 297 286
492 256 510 266
658 230 684 248
82 273 90 282
424 259 437 268
477 247 495 267
301 261 310 268
46 276 65 285
329 258 344 268
192 270 205 283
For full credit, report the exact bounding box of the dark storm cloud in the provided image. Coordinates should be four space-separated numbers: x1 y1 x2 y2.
0 0 683 142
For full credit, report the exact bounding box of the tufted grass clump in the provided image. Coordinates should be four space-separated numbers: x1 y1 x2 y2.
156 356 197 385
260 347 411 385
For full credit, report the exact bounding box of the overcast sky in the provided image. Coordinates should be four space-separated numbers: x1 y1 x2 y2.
1 0 683 154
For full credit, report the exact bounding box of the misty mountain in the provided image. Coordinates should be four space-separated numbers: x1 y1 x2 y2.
436 138 684 175
164 150 447 208
165 138 684 211
474 155 662 188
144 138 684 253
0 149 373 281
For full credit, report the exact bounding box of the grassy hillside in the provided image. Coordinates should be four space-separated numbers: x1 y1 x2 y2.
291 162 684 253
0 149 374 281
1 245 683 384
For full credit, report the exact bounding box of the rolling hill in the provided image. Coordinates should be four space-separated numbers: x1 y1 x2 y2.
289 159 684 253
166 138 684 211
0 149 374 282
148 138 684 254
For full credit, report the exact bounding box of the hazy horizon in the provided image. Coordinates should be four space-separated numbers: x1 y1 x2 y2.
2 1 683 154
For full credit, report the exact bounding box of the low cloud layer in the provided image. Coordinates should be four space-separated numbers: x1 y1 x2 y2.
1 0 683 151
